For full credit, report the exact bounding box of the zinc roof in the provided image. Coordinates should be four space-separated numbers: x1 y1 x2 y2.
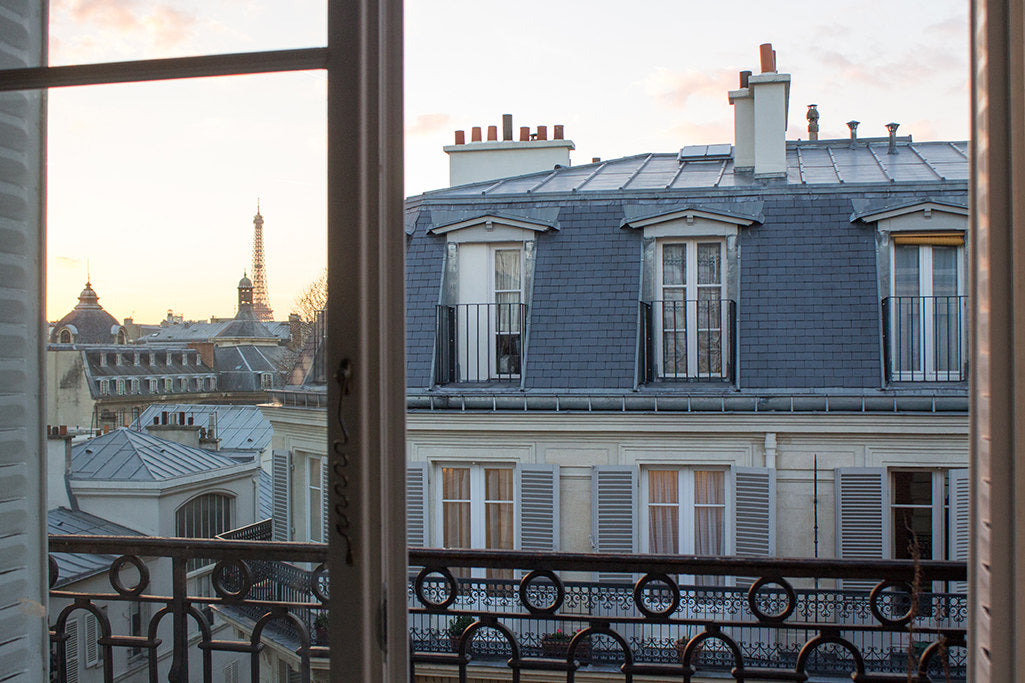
70 428 241 482
133 404 272 453
48 507 142 586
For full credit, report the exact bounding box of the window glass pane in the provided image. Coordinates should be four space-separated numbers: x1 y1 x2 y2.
662 244 685 286
892 471 932 505
697 243 721 285
932 246 959 296
485 502 514 550
442 467 470 500
694 471 724 505
442 502 470 548
494 249 520 291
484 468 513 501
648 505 679 554
894 245 920 297
48 1 326 66
894 507 933 559
648 470 678 504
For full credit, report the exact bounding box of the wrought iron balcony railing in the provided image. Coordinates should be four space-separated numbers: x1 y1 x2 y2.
882 295 968 382
48 535 966 682
640 299 737 383
435 302 527 384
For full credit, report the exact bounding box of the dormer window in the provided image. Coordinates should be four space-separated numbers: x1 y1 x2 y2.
429 212 556 384
58 328 72 343
623 204 758 384
854 200 968 382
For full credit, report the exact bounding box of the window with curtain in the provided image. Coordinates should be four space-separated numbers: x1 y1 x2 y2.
645 468 726 585
440 465 514 579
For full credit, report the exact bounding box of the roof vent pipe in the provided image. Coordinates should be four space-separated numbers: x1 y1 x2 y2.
847 120 860 149
502 114 513 141
886 122 900 154
807 104 819 141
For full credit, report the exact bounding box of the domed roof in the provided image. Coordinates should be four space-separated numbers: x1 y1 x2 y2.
239 275 253 288
49 281 124 344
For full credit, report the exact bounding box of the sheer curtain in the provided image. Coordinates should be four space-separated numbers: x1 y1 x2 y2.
442 467 470 548
693 470 724 555
647 470 679 553
485 468 514 580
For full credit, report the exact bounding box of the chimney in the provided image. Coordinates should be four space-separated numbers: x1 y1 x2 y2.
847 120 860 148
443 116 575 186
806 104 819 141
454 130 465 145
729 44 790 177
886 122 900 154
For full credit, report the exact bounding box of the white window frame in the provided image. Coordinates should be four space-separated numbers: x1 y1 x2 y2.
115 378 124 395
890 469 948 562
307 455 324 543
654 239 728 380
435 463 515 576
888 242 967 381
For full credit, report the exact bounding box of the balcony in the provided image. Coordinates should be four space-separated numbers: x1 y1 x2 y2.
640 300 737 384
435 303 527 384
49 531 966 682
882 296 968 382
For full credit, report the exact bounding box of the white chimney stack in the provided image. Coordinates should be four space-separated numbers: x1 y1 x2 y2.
729 43 790 178
444 114 574 186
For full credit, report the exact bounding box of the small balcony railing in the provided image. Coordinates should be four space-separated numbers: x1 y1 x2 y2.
435 302 527 384
882 295 968 382
48 534 966 682
640 299 737 383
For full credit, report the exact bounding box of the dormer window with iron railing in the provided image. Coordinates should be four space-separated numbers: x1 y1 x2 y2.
640 240 737 382
429 213 554 385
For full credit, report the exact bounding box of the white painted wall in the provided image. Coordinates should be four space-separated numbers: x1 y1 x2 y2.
445 140 574 186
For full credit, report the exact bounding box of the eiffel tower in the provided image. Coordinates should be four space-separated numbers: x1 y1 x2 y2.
250 201 274 322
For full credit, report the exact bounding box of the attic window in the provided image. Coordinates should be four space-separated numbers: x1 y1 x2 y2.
677 144 733 162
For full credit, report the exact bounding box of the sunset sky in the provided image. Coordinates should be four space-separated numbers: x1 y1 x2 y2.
45 0 969 324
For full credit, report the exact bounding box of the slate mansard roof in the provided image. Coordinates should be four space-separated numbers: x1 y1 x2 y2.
404 137 970 400
133 403 273 454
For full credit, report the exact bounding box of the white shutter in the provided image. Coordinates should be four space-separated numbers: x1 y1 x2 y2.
405 463 429 548
835 468 889 590
516 464 560 551
948 468 970 593
271 450 292 542
592 466 636 582
733 467 776 556
322 459 330 543
223 659 239 683
83 612 100 668
64 618 80 683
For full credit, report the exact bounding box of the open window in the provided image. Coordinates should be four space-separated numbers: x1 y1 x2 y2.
853 200 969 382
429 213 556 384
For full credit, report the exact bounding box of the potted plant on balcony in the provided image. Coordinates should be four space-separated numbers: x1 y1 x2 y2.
541 629 590 663
313 612 329 646
447 615 476 651
675 636 703 665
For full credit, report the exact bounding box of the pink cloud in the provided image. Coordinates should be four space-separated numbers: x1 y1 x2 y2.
51 0 197 51
406 113 453 137
641 68 737 109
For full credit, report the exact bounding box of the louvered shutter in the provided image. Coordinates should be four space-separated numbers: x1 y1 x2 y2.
64 617 80 683
223 659 239 683
948 469 969 593
271 450 292 542
84 612 99 668
321 459 329 543
835 468 889 590
592 466 637 582
733 467 776 556
516 464 560 551
406 463 429 548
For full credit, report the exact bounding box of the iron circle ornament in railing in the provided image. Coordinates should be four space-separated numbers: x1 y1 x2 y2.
48 555 59 589
108 554 150 597
917 632 966 678
518 569 564 614
413 565 458 610
746 575 796 624
311 563 330 604
868 578 918 627
212 559 253 600
632 572 680 619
